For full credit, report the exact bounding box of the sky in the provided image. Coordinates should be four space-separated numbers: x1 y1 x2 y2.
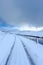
0 0 43 27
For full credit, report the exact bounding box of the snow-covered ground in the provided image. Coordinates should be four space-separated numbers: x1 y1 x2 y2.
18 30 43 37
0 30 43 65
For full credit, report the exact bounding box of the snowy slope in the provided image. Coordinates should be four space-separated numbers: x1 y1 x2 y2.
0 31 43 65
18 30 43 37
0 31 16 65
19 35 43 65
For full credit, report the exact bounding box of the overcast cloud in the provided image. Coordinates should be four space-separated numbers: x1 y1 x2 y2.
0 0 43 27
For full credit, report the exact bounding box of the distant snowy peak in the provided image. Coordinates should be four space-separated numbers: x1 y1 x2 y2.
0 18 19 33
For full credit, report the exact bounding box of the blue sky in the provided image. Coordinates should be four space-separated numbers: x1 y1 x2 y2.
0 0 43 27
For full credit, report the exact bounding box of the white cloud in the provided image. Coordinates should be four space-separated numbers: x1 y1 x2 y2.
18 25 43 31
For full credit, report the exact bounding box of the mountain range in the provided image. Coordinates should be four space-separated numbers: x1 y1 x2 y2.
0 18 13 27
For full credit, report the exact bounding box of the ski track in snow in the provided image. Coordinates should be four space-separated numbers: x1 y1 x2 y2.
0 31 43 65
20 40 35 65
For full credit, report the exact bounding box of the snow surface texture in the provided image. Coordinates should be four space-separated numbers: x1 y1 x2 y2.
0 31 43 65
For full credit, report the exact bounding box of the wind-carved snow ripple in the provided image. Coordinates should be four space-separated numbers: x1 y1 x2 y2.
5 36 16 65
21 40 36 65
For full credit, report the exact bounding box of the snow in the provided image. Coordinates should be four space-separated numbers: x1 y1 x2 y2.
7 36 31 65
0 30 43 65
19 35 43 65
0 31 6 41
0 32 15 65
18 30 43 37
19 36 37 64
